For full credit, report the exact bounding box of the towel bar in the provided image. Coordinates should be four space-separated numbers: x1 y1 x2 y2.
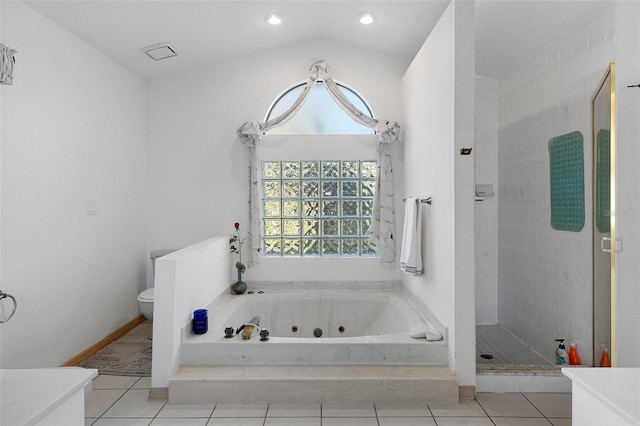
402 197 432 205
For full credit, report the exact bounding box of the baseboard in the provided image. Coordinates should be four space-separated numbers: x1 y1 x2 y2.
63 315 146 367
459 385 475 400
149 387 169 400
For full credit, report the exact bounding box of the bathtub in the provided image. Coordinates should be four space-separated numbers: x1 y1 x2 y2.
180 284 448 366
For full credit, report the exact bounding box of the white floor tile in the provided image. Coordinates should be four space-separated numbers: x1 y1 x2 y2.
375 402 431 417
523 393 572 417
378 417 437 425
267 403 321 417
434 417 495 426
150 419 209 426
85 389 127 418
157 403 215 418
85 418 97 426
264 418 321 425
322 402 376 417
429 399 487 417
92 375 141 390
132 376 152 389
321 418 379 426
548 418 572 426
476 392 542 417
102 389 165 418
206 418 264 425
492 418 554 426
211 403 268 418
92 419 152 426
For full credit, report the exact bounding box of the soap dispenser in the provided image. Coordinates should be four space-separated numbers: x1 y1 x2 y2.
555 339 567 365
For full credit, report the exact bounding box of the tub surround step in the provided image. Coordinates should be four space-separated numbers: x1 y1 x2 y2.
476 368 572 393
181 339 449 366
169 365 458 404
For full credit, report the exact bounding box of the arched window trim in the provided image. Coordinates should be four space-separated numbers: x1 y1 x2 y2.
263 79 375 135
237 60 401 270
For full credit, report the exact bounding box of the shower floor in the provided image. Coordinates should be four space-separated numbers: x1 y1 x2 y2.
476 324 555 370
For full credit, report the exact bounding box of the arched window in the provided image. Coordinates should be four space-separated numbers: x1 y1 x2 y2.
260 81 378 258
265 81 375 135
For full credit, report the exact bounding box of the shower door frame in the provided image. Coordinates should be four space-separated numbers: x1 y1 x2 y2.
591 60 616 367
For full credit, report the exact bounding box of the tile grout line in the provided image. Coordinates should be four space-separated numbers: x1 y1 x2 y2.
521 392 555 423
372 402 381 426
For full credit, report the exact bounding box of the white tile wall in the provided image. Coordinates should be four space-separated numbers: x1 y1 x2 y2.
496 2 615 366
475 76 499 325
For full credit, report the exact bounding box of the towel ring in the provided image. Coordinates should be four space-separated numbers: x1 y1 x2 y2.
0 291 17 323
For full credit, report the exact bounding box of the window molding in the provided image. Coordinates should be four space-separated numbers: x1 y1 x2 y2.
237 60 401 269
264 80 375 135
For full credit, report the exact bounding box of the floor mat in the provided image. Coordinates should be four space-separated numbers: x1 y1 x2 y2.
77 338 152 376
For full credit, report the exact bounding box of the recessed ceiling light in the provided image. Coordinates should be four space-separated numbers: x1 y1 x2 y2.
142 43 177 61
359 12 375 25
266 14 282 25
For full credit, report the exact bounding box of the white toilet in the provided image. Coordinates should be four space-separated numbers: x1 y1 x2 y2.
137 249 176 321
137 287 154 321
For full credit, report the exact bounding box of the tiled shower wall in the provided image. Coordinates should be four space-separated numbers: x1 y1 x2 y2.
496 3 615 365
475 76 499 325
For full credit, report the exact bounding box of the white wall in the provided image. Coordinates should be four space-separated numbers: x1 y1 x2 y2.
152 236 230 388
401 0 476 386
496 3 615 365
612 0 640 367
0 2 147 367
474 76 498 324
146 39 407 285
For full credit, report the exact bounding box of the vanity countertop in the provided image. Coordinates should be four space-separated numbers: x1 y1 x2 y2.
1 367 98 426
562 367 640 425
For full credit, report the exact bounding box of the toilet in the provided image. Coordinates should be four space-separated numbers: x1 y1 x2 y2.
137 249 176 321
137 287 154 321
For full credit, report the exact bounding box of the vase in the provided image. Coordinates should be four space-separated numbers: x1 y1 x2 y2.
232 269 247 294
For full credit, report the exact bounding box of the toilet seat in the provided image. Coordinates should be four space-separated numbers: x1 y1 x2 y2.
138 287 154 302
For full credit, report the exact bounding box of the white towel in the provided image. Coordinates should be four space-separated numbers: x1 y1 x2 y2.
400 197 423 275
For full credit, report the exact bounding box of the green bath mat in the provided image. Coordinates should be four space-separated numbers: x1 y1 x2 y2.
595 129 611 233
548 131 585 232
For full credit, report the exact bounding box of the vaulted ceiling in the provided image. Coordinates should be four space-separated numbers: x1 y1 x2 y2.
24 0 609 79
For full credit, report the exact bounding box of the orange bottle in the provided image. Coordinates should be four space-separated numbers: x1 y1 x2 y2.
568 342 581 365
600 345 611 367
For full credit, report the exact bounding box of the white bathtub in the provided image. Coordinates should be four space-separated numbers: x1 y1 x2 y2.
180 285 448 366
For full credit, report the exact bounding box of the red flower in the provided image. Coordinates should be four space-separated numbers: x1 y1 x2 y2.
234 222 240 230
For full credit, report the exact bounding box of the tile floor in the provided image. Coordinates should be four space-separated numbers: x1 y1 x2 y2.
476 325 555 369
84 322 571 425
85 374 572 425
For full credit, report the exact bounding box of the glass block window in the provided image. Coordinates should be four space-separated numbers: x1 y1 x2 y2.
265 81 375 135
262 160 378 257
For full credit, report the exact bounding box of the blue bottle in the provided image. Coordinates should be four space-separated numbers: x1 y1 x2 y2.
192 309 208 334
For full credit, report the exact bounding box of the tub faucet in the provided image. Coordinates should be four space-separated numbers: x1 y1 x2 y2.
236 316 260 340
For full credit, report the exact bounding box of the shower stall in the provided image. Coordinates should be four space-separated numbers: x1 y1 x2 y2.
474 1 618 379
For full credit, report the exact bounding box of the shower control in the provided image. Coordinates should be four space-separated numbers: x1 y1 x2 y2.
86 200 97 215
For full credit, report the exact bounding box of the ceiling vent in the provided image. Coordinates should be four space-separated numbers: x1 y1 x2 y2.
143 43 177 61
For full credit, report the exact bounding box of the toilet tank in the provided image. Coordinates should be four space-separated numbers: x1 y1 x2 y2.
150 249 178 275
